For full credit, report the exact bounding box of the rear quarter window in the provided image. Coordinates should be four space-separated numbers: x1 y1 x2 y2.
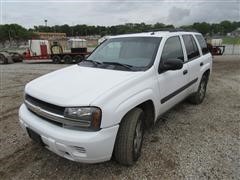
195 34 209 55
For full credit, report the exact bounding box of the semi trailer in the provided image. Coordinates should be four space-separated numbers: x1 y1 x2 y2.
24 39 90 63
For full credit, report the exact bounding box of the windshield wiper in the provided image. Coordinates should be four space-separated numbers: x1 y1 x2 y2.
102 62 134 71
81 59 103 66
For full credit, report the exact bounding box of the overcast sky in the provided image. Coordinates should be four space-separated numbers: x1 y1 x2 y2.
1 0 239 28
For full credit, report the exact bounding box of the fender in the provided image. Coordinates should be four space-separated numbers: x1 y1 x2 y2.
99 88 157 128
200 53 212 76
192 63 211 93
200 63 211 77
114 88 156 124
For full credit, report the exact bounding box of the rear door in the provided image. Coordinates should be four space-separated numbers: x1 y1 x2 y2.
194 34 212 91
181 34 201 93
157 36 190 114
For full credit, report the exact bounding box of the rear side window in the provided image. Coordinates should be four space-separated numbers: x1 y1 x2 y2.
161 36 184 62
182 35 200 60
195 35 209 55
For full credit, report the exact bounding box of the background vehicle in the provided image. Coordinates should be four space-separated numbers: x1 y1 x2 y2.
207 38 225 56
0 51 14 64
24 39 90 63
0 50 24 64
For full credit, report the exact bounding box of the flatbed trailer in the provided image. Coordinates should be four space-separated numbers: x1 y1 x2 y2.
50 52 90 63
24 40 91 64
24 52 90 64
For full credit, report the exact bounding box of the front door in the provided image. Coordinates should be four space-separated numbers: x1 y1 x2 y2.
157 36 190 114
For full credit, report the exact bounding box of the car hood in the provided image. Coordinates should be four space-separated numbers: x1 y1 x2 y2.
25 65 141 106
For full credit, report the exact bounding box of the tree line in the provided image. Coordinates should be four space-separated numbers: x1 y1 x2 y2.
0 24 37 43
0 20 239 42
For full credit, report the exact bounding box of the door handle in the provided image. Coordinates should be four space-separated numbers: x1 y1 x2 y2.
183 70 188 75
200 62 204 66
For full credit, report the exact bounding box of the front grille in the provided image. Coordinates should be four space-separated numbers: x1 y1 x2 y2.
25 94 64 115
25 94 91 129
30 109 63 127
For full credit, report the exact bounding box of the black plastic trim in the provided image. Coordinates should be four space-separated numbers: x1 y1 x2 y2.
25 94 65 115
161 78 198 104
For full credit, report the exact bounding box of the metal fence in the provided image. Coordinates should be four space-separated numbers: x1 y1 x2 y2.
223 44 240 55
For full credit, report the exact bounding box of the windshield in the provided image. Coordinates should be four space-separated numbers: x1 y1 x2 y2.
81 37 161 71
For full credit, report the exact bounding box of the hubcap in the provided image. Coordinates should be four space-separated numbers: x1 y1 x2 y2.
133 119 143 155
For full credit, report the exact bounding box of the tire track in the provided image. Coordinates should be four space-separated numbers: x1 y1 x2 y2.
0 143 44 179
0 106 20 121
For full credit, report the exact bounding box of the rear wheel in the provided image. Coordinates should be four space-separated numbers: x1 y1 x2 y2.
188 74 208 104
52 55 61 64
63 55 73 64
114 108 144 166
74 55 84 63
0 54 7 64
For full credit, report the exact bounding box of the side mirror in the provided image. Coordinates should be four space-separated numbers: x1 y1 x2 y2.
159 58 183 72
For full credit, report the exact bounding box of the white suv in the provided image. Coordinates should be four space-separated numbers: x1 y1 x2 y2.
19 31 212 165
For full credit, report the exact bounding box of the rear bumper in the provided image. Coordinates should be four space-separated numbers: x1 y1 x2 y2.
19 104 119 163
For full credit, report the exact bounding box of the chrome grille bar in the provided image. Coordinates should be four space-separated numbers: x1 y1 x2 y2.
25 100 91 127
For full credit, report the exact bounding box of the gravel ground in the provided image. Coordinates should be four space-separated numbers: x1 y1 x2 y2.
0 56 239 179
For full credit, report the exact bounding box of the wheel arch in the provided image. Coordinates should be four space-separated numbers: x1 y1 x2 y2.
194 68 210 92
203 69 210 80
136 100 155 128
119 99 156 129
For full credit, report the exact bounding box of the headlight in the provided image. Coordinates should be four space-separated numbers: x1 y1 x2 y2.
64 107 101 130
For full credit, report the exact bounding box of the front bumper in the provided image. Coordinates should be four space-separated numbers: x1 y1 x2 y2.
19 104 119 163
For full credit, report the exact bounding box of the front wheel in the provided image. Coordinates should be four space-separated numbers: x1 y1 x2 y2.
52 55 61 64
188 75 208 104
114 108 144 166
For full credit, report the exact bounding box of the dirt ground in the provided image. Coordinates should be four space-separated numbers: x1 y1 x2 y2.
0 56 239 179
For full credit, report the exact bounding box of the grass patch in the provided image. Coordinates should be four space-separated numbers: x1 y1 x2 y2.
87 45 97 48
222 37 240 45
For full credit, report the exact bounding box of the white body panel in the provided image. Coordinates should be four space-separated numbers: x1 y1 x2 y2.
19 31 212 163
211 38 223 46
68 39 87 48
25 65 141 108
29 40 50 56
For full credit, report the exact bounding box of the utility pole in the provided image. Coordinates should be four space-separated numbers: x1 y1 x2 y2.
44 19 48 27
71 22 74 37
8 29 12 47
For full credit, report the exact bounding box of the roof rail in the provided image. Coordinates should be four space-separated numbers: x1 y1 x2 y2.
169 28 198 32
147 28 198 34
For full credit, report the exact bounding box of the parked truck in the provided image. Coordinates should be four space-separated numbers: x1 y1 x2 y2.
0 50 24 64
19 31 212 165
24 39 90 63
207 38 225 56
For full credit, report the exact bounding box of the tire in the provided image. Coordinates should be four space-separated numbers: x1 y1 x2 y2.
188 74 208 104
0 54 7 64
63 55 73 64
52 55 61 64
74 55 84 63
114 108 145 166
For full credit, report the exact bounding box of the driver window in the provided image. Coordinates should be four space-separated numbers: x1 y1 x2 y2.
161 36 184 62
